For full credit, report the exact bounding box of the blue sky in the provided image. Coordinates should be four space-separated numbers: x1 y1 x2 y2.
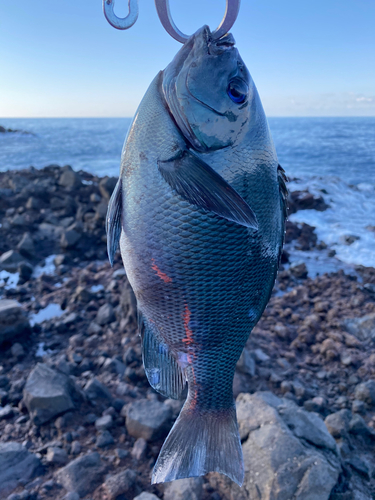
0 0 374 117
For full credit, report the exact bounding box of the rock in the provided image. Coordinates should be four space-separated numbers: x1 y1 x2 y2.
236 348 256 376
0 405 14 420
60 230 80 249
70 441 81 455
55 452 105 497
0 442 42 497
0 300 30 346
126 399 172 441
10 342 25 359
354 380 375 406
290 261 308 279
324 409 352 438
232 392 340 500
18 262 33 282
352 400 366 414
343 313 375 341
96 303 115 326
84 377 112 403
59 166 82 190
288 190 329 214
62 493 80 500
99 177 117 199
87 321 102 335
95 414 113 431
95 430 114 448
102 469 137 500
46 447 69 465
131 437 147 460
277 400 336 450
0 250 24 272
349 414 375 437
163 477 204 500
23 363 81 425
134 493 160 500
253 348 270 362
17 233 35 257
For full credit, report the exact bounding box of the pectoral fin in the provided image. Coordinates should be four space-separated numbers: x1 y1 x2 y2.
158 151 258 229
106 179 122 266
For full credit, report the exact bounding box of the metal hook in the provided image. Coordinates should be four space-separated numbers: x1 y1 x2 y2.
103 0 139 30
154 0 241 44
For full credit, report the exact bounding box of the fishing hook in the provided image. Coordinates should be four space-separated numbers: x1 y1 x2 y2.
102 0 241 42
103 0 139 30
154 0 241 44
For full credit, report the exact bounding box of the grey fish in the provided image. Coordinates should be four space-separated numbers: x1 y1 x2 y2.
107 26 287 486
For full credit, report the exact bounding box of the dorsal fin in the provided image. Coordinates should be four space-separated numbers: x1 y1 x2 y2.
106 179 122 266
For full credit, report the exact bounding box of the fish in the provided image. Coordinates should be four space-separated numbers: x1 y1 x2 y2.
106 25 287 486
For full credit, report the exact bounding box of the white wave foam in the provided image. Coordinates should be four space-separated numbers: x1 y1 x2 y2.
288 176 375 268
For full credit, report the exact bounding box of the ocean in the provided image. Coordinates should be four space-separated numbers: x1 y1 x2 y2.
0 117 374 269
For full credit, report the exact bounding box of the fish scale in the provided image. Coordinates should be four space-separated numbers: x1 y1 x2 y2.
107 26 286 486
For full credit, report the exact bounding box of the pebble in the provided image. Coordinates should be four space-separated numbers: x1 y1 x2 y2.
131 437 147 460
126 399 172 441
95 430 114 448
46 446 68 465
95 414 113 431
102 469 137 500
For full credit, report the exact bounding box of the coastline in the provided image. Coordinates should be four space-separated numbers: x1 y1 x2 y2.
1 165 375 499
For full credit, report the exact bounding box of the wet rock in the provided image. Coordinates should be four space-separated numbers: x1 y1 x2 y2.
324 409 352 438
344 313 375 341
340 234 360 245
164 477 204 500
290 261 308 279
23 363 81 425
354 380 375 406
55 452 105 497
0 442 42 497
58 166 82 190
0 300 30 346
103 468 137 500
126 399 172 441
17 233 35 257
46 447 69 465
96 303 115 326
288 190 329 214
233 392 340 500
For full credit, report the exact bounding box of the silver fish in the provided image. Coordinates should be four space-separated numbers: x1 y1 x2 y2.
107 26 287 486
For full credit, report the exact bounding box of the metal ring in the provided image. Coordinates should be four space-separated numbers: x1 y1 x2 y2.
103 0 139 30
154 0 241 43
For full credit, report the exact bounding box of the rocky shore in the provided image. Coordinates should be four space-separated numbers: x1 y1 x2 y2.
1 165 375 500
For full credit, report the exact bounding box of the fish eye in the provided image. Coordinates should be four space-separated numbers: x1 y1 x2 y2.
227 78 248 104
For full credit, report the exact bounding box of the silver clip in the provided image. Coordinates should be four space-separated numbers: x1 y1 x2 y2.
154 0 241 43
103 0 138 30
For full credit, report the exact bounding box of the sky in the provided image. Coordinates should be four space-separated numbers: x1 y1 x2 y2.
0 0 374 118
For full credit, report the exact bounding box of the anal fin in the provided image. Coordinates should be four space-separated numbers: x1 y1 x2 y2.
140 313 186 400
106 179 122 266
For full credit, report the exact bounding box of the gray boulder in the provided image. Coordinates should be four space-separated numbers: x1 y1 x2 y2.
23 363 81 425
126 399 172 441
0 442 42 497
354 380 375 406
102 469 137 500
164 477 204 500
0 300 30 346
55 452 105 497
211 392 340 500
59 166 82 190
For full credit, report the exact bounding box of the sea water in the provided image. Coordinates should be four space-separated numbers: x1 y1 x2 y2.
0 117 374 269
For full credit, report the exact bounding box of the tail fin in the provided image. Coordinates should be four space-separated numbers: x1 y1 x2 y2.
152 402 244 486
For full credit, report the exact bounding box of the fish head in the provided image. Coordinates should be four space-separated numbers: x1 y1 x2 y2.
162 25 255 152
